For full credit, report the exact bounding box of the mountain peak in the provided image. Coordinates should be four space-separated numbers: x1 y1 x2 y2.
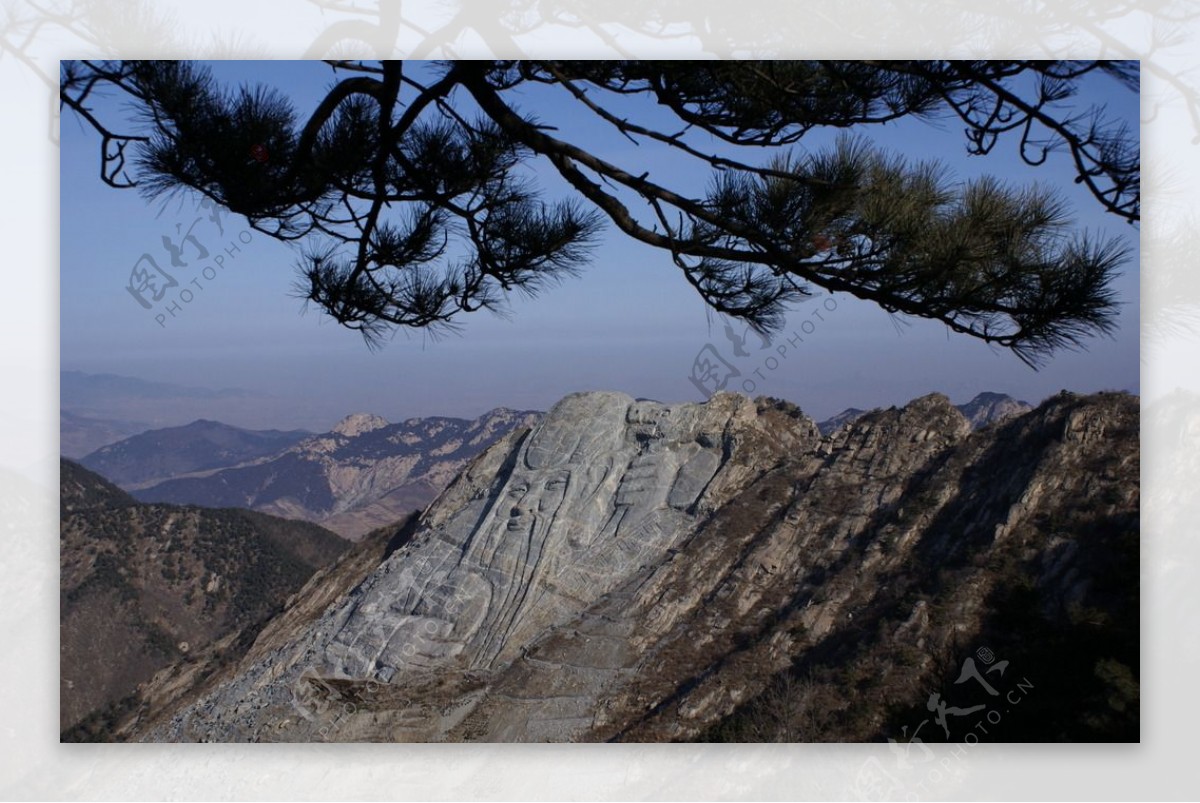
956 392 1033 428
331 413 390 437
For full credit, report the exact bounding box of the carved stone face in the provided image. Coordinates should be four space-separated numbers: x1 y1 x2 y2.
461 394 629 559
503 469 570 536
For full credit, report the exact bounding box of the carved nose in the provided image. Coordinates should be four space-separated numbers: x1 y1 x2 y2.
507 505 529 530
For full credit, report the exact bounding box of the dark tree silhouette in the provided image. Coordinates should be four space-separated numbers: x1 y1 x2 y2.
61 60 1138 364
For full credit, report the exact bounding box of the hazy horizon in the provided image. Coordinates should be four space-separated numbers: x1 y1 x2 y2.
59 367 1138 436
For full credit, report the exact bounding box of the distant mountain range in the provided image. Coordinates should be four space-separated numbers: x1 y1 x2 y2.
69 392 1033 540
60 459 348 738
61 410 151 459
815 391 1033 435
129 408 542 539
61 370 254 405
79 419 311 488
815 407 866 436
60 370 290 439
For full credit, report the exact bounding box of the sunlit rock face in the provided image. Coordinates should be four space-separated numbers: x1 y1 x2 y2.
320 392 746 678
143 390 804 741
132 389 1138 744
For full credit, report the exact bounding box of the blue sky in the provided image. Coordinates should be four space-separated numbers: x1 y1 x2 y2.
60 62 1140 432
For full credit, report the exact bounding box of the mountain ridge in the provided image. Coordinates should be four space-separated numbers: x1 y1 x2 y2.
109 388 1138 743
80 419 312 488
815 391 1034 435
131 406 543 539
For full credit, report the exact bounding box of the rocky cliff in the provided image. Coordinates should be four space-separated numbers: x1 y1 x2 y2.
115 389 1138 743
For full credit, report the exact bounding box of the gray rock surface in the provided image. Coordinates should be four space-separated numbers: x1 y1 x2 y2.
123 389 1138 743
955 391 1034 429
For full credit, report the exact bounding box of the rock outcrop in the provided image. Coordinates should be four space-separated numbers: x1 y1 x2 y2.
117 389 1138 743
815 407 866 436
954 391 1034 429
330 414 390 438
816 391 1034 435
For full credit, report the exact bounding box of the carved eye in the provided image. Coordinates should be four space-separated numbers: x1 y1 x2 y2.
544 477 568 492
